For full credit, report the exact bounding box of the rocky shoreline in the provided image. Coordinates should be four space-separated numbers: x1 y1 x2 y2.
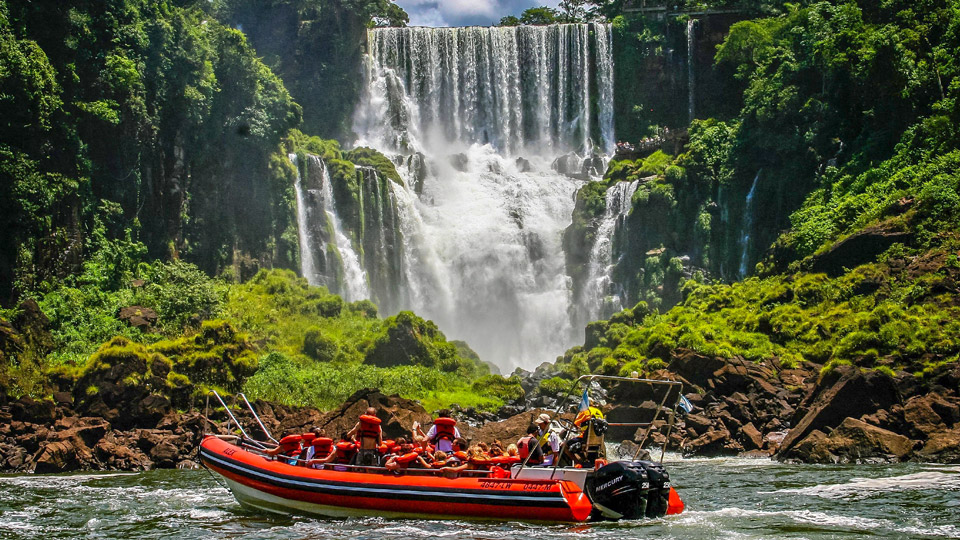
2 350 958 474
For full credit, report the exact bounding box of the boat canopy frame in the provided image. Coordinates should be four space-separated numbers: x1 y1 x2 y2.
514 374 684 478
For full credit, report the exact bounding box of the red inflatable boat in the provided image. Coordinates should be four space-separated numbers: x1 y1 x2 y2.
200 436 594 521
201 375 685 522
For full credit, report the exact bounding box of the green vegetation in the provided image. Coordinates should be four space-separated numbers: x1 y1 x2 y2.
560 251 960 381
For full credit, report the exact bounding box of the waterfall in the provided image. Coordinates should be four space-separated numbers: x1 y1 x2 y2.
314 156 369 301
579 180 641 325
291 153 319 285
738 171 761 278
290 153 370 301
687 19 697 123
353 24 616 371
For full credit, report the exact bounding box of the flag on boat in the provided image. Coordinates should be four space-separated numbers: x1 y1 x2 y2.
574 388 593 426
678 394 694 414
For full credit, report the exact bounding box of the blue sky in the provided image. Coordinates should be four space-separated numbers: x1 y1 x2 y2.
394 1 562 27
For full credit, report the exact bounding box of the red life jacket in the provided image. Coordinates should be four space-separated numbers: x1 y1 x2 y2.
358 414 382 442
278 434 302 456
518 435 542 464
395 452 420 465
335 441 357 464
432 417 457 441
452 451 468 461
489 455 521 466
301 433 317 444
311 437 333 459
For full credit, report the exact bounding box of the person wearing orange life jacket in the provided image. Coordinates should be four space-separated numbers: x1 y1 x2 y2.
517 424 544 465
416 409 461 453
347 407 383 467
265 433 302 465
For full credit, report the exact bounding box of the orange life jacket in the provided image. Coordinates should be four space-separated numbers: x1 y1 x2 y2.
278 434 302 456
452 451 468 461
432 417 457 441
335 441 357 464
311 437 333 459
518 435 542 464
489 455 521 466
358 414 382 442
395 452 420 465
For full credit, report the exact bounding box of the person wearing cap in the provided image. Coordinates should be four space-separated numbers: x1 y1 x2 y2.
535 413 562 466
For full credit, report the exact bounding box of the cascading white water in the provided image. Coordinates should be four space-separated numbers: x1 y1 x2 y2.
313 155 369 301
290 153 370 301
579 180 641 324
291 153 319 285
738 171 761 278
352 24 615 370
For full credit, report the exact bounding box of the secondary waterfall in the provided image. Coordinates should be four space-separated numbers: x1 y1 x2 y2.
738 171 761 278
578 180 641 326
347 24 615 370
291 153 370 301
291 153 318 285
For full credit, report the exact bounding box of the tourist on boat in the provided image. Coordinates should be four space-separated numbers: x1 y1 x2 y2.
347 407 383 467
309 435 334 465
535 413 562 466
265 433 302 465
506 443 519 458
517 425 544 465
416 409 461 453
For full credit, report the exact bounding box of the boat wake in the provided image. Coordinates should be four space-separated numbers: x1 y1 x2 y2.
763 466 960 500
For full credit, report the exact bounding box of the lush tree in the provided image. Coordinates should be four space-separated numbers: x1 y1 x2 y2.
520 7 559 25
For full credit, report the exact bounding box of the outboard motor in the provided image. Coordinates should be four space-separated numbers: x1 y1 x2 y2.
585 461 651 520
635 460 671 518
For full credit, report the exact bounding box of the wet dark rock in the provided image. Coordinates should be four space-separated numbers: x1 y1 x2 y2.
11 396 56 424
783 417 914 464
810 222 912 277
778 367 901 458
449 153 469 172
515 157 533 172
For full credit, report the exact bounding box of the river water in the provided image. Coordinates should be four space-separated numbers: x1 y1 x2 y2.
2 457 958 539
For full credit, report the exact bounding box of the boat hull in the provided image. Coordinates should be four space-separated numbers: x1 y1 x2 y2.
200 436 594 522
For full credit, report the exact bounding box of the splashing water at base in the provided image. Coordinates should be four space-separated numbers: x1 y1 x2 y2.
2 460 958 539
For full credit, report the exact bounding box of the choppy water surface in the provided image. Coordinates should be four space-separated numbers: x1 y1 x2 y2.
1 458 958 539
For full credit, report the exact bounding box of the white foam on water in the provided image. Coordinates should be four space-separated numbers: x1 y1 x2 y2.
766 468 960 500
676 506 960 538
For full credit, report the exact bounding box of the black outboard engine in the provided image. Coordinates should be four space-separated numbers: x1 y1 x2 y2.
585 461 651 520
635 460 671 518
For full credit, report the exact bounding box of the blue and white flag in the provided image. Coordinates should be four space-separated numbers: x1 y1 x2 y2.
578 388 590 413
678 394 694 414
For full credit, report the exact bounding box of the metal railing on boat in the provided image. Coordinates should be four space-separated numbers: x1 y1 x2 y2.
514 374 684 479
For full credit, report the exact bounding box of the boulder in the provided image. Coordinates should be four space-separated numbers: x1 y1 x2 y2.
810 222 912 277
778 367 901 457
117 306 158 331
903 394 947 438
150 439 181 468
11 397 56 424
739 422 764 451
916 428 960 463
683 429 731 456
34 436 94 474
783 418 913 464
